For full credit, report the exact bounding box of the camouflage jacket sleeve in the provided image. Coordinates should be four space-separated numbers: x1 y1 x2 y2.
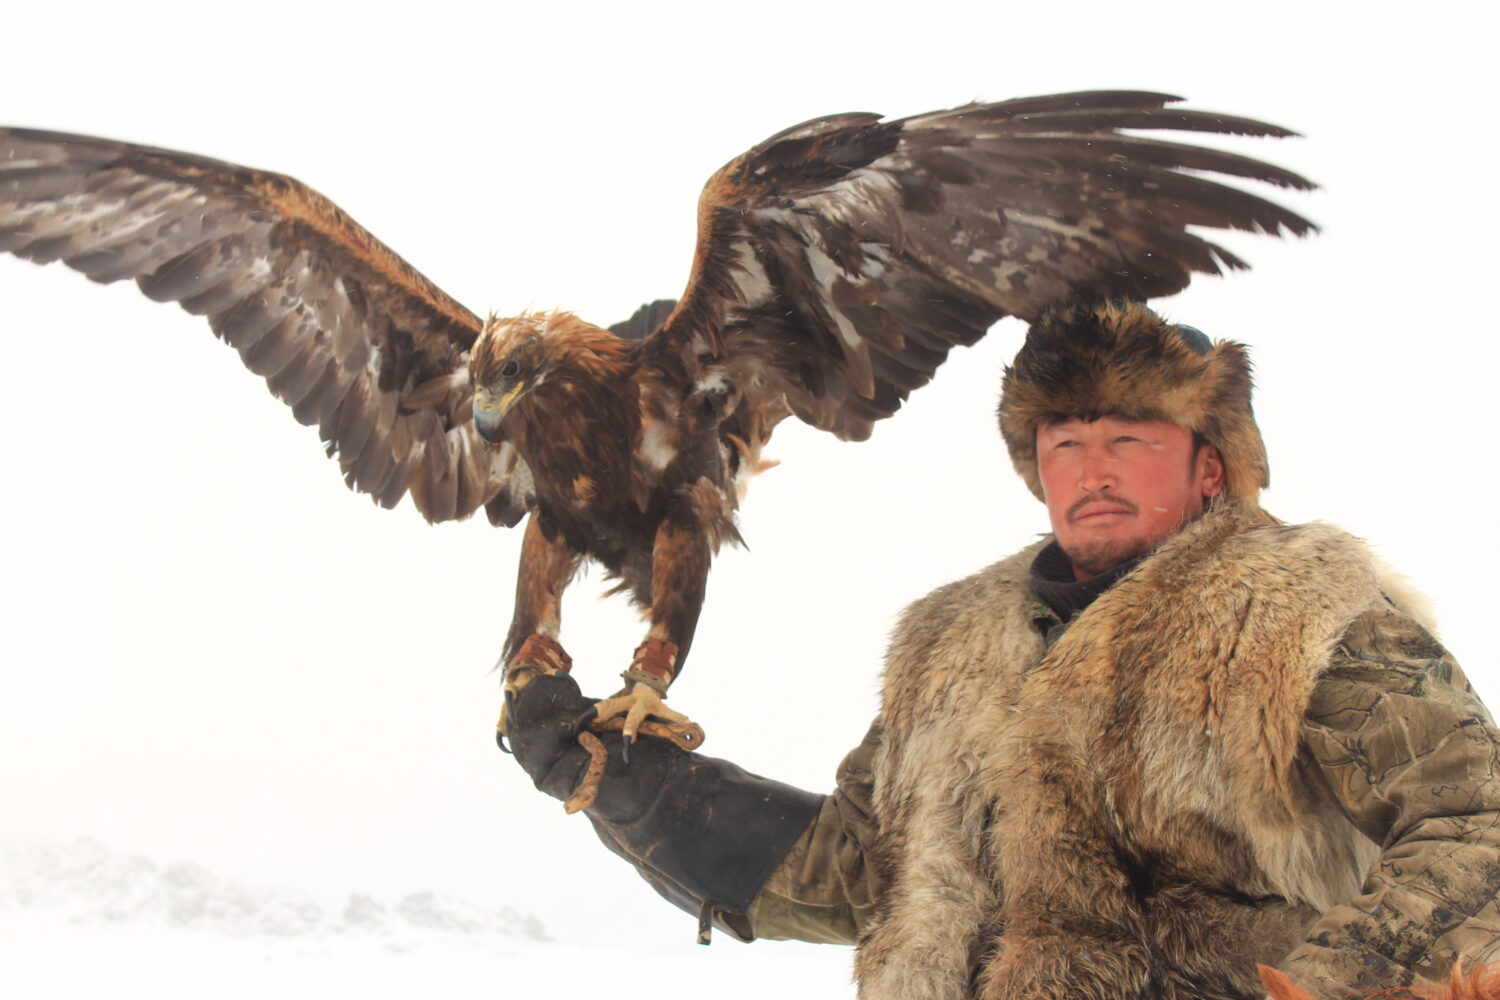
1280 604 1500 997
746 722 885 944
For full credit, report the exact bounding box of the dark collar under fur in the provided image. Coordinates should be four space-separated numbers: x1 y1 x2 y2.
1027 539 1140 621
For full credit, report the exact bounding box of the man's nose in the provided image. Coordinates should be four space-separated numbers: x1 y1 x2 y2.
1078 448 1118 492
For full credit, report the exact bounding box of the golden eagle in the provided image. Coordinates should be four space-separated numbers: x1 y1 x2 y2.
0 90 1313 746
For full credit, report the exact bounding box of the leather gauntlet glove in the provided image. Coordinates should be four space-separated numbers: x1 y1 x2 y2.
505 671 823 940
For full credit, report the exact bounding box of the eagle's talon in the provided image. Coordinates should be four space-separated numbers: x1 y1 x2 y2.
570 705 599 741
590 681 700 758
496 697 513 744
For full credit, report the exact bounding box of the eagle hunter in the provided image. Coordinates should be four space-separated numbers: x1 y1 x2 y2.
0 91 1314 751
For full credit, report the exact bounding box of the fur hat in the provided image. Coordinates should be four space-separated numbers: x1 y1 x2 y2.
998 301 1269 504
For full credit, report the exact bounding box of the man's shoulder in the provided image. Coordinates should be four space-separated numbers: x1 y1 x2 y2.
898 537 1052 626
1121 508 1386 608
1207 514 1444 641
1282 522 1490 723
883 536 1054 677
1167 507 1365 566
1321 600 1487 717
880 538 1052 741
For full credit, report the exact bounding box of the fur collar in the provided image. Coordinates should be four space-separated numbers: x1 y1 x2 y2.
855 506 1390 999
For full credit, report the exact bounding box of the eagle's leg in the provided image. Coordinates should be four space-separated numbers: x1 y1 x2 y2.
590 492 711 750
498 513 581 740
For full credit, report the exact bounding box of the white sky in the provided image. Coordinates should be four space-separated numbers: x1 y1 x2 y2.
2 1 1496 993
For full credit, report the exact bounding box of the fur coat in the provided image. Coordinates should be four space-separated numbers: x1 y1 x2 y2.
752 505 1500 999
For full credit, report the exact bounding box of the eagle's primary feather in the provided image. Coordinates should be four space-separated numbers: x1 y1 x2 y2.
0 90 1315 737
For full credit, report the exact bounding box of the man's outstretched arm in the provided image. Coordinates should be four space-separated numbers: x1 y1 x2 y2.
505 670 881 943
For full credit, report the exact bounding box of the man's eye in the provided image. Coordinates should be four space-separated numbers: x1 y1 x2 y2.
501 360 519 377
1115 436 1140 444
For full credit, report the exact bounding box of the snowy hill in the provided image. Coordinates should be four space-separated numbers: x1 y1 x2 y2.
1 837 550 943
0 837 855 998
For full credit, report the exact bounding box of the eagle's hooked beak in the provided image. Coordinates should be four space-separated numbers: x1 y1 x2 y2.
473 383 526 444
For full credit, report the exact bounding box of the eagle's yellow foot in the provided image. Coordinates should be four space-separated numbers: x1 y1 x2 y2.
589 638 704 759
591 681 703 749
497 634 573 746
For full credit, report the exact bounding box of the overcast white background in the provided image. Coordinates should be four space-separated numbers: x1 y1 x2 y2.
1 2 1496 995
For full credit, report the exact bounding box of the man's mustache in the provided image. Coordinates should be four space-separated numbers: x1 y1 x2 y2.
1067 492 1140 522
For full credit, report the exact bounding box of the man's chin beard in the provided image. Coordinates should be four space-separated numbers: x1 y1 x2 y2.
1062 535 1155 578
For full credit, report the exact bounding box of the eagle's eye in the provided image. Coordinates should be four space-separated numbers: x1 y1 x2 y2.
500 360 520 378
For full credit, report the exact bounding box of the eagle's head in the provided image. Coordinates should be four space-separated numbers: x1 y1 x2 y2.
470 310 625 443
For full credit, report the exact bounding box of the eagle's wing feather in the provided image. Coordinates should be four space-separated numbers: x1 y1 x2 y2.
649 90 1316 442
608 298 678 341
0 127 534 524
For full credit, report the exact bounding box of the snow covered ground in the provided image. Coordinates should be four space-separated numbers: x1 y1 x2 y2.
1 837 855 999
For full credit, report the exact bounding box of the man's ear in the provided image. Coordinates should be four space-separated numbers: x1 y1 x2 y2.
1199 444 1226 499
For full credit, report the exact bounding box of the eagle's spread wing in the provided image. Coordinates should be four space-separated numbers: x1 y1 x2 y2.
650 90 1316 442
0 127 534 525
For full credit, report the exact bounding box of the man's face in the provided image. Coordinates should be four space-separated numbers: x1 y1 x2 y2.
1036 416 1225 580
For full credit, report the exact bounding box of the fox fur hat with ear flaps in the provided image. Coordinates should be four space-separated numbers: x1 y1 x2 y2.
998 301 1270 505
